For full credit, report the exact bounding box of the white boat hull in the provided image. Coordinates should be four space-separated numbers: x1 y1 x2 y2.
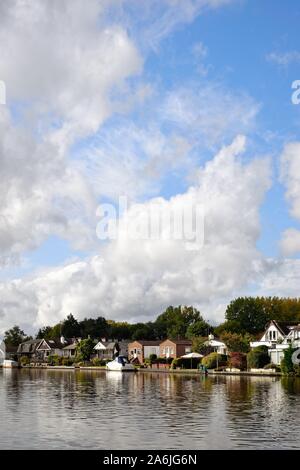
106 357 135 372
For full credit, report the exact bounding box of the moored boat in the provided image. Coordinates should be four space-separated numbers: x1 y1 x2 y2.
106 355 135 372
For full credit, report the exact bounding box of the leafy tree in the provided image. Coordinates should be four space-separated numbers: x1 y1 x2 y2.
4 326 31 346
202 353 228 369
225 297 269 334
281 345 297 375
247 346 269 369
186 320 211 339
36 326 53 339
61 314 80 338
107 321 132 340
220 332 251 353
154 305 205 339
79 316 109 339
76 337 95 361
192 336 213 355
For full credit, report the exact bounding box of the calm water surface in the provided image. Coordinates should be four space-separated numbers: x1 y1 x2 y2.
0 369 300 449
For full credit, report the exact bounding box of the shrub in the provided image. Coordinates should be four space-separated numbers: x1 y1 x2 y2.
149 354 157 363
53 355 63 366
61 357 74 366
281 345 298 375
229 352 247 371
247 347 269 369
92 357 105 366
264 363 281 372
20 356 30 366
202 353 228 369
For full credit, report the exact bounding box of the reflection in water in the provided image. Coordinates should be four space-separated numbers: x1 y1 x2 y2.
0 369 299 449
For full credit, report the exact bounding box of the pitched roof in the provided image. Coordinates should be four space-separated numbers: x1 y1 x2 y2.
269 320 299 336
130 340 161 346
17 339 42 354
161 339 192 345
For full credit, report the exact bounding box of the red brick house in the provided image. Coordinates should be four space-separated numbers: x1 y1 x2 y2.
159 339 192 359
128 340 161 364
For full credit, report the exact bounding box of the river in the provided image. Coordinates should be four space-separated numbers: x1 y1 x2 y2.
0 368 299 449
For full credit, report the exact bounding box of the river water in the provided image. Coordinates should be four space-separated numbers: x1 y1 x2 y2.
0 368 299 449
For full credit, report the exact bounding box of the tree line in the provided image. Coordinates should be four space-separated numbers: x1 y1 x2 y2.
3 297 300 351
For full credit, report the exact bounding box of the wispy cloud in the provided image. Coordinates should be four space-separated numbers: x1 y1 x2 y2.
266 50 300 66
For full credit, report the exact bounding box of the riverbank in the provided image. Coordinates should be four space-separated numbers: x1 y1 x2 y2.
3 364 283 377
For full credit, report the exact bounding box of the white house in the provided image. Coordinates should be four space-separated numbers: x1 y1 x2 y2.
250 320 300 365
205 335 228 355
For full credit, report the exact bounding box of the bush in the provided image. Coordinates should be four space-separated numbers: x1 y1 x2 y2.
149 354 157 363
247 347 269 369
92 357 105 366
53 355 63 366
263 363 281 372
61 357 74 366
229 352 247 371
202 353 228 369
20 356 30 366
281 346 299 375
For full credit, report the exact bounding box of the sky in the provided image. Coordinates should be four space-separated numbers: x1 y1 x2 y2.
0 0 300 334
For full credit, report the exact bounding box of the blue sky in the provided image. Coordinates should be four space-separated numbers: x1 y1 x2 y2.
0 0 300 332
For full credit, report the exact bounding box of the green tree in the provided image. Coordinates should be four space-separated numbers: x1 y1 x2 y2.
186 320 211 339
62 314 80 338
220 332 251 353
79 316 109 339
247 346 269 369
281 345 296 375
154 305 205 339
76 337 95 361
225 297 269 334
4 326 30 346
36 326 53 339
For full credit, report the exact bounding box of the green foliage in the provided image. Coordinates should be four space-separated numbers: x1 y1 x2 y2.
186 320 211 339
281 345 297 375
192 336 213 355
92 357 105 366
220 332 251 353
247 346 270 369
202 353 228 369
225 297 300 335
36 326 53 339
47 355 63 366
4 326 30 346
149 354 157 363
61 357 74 366
154 305 208 339
62 314 80 338
20 355 30 366
75 337 95 361
263 363 281 372
79 316 109 339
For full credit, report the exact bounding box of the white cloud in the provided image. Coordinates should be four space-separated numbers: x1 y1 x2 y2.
0 136 272 333
267 50 300 67
0 0 142 264
280 141 300 256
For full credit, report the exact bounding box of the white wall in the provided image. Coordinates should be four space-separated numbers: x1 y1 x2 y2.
144 345 160 358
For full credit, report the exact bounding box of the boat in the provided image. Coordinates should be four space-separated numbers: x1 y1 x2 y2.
2 360 19 368
106 355 135 372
